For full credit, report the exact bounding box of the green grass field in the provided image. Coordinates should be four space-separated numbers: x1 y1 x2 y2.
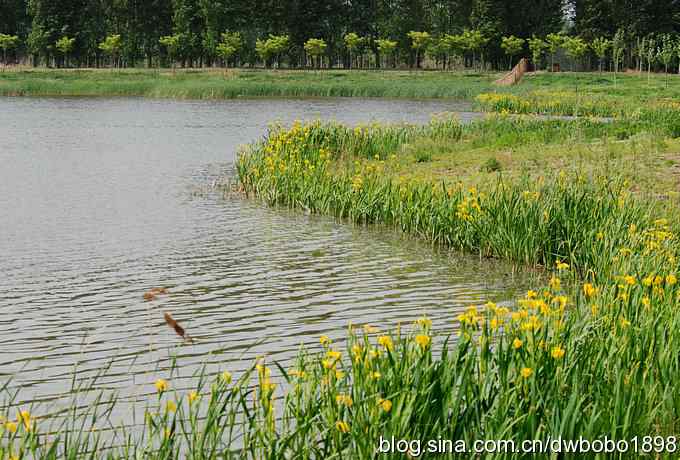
0 68 498 99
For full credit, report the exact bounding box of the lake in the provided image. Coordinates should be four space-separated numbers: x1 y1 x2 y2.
0 97 529 419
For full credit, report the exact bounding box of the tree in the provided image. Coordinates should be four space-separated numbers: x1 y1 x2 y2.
461 29 488 70
563 36 588 71
344 32 364 69
500 35 525 69
427 37 451 70
407 31 431 69
527 36 548 70
159 34 181 69
443 34 466 70
644 36 656 82
0 33 20 65
590 37 611 73
256 34 289 68
657 34 674 85
99 34 122 68
304 38 327 69
376 38 397 68
612 28 626 85
215 32 242 67
546 32 565 71
27 24 49 66
171 0 204 67
55 36 75 67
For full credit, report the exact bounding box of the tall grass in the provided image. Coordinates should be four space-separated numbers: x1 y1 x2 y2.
5 111 680 458
0 69 496 100
231 117 680 457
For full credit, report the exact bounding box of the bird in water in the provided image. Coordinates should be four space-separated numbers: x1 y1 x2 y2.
164 312 194 343
143 287 168 301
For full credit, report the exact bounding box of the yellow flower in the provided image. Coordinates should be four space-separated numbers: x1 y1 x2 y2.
322 359 335 370
335 420 350 433
667 274 677 286
319 335 332 346
414 334 431 349
556 261 569 271
551 346 565 359
335 394 353 407
335 370 345 379
155 379 168 393
372 371 381 379
363 325 379 334
377 335 394 351
642 297 651 309
512 338 523 350
643 276 653 287
596 231 604 240
549 276 561 291
553 296 568 310
188 391 199 405
18 410 31 431
416 316 432 328
520 367 533 378
289 369 307 379
326 350 342 361
583 283 596 298
5 421 17 434
166 400 177 413
378 398 392 412
526 290 537 299
221 371 232 384
624 275 636 286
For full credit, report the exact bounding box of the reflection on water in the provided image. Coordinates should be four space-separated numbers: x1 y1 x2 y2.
0 97 528 418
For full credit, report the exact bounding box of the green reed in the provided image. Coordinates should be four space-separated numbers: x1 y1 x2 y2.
5 114 680 458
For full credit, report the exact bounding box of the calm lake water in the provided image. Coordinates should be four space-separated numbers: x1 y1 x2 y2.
0 97 529 419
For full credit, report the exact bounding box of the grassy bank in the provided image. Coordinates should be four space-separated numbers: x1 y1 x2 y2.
0 68 498 99
5 115 679 458
2 68 680 102
231 112 680 457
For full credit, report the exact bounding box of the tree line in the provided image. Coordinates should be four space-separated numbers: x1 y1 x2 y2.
1 0 680 71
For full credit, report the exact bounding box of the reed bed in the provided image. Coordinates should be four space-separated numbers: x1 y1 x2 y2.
0 69 495 100
233 116 680 457
5 108 680 458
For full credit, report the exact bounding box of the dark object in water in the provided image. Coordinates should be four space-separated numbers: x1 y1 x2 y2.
164 312 193 343
143 287 169 301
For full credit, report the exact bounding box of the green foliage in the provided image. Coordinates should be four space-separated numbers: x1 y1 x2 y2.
55 36 75 55
376 38 397 68
407 31 431 52
563 36 589 70
0 33 19 63
304 38 327 68
215 31 242 65
590 37 611 72
527 36 548 69
658 34 675 72
612 29 626 75
255 34 290 68
480 156 502 172
26 24 48 58
0 33 19 52
343 32 363 52
99 34 122 56
501 35 525 68
545 32 565 54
